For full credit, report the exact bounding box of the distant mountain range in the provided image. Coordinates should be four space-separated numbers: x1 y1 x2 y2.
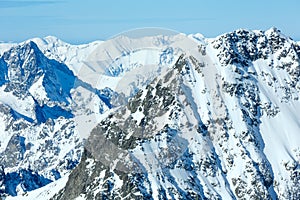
0 28 300 200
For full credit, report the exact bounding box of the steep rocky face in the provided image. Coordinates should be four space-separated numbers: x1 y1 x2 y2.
1 28 300 200
54 29 300 200
0 34 182 198
1 41 76 103
54 56 207 200
0 42 113 197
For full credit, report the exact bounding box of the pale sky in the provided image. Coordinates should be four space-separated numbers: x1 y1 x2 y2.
0 0 299 43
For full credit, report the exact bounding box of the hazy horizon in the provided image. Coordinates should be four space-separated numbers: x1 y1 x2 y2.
1 0 299 43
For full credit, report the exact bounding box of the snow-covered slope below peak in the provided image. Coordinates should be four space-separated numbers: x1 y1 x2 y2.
0 42 16 56
77 33 203 98
54 28 300 200
1 28 300 199
0 41 114 197
1 41 76 105
25 36 103 75
5 173 69 200
1 33 203 101
208 27 300 65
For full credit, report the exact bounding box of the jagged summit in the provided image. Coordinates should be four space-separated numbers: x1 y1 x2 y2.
55 40 300 199
0 28 300 199
2 41 75 100
209 27 300 66
0 40 113 197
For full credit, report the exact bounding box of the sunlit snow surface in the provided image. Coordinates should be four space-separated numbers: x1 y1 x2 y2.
6 174 69 200
0 28 300 199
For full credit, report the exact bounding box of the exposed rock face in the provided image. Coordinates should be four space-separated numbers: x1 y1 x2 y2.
1 28 300 199
0 41 112 197
54 28 300 200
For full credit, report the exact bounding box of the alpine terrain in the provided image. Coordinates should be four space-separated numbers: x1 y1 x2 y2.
0 27 300 199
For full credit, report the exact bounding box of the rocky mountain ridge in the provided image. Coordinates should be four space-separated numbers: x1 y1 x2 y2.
0 28 300 199
0 40 112 198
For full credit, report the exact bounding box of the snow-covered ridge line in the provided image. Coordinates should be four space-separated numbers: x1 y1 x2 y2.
52 27 300 199
1 27 300 199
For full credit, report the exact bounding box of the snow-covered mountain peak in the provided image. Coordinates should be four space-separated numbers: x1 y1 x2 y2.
209 27 300 68
2 41 45 90
264 26 285 38
27 36 60 47
0 43 16 57
1 40 76 104
1 28 300 199
20 36 104 77
0 39 117 197
52 29 300 200
42 36 63 44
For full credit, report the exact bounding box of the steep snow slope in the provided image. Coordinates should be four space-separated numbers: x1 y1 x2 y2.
28 36 103 75
72 34 199 94
0 41 112 197
1 28 300 199
53 28 300 200
0 32 194 198
0 43 16 56
6 174 69 200
56 33 201 139
24 34 197 106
